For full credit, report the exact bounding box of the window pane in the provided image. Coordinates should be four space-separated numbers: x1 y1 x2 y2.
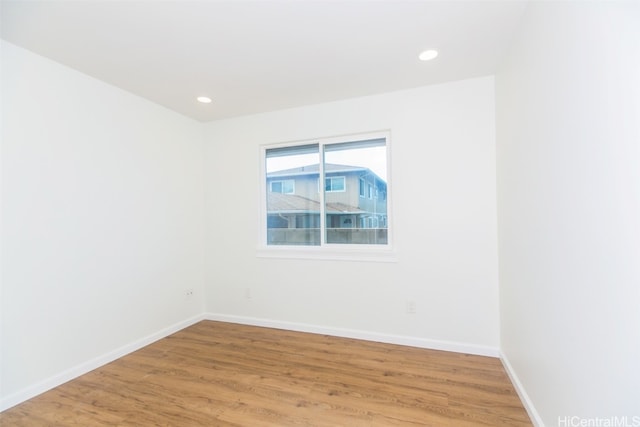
283 180 294 194
332 177 345 191
325 176 345 192
263 134 390 249
323 140 388 245
265 145 320 246
271 181 282 193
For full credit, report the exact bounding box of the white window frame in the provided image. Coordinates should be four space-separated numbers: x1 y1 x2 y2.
258 131 395 263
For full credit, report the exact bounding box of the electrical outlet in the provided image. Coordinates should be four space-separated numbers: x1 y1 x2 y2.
406 300 416 314
185 288 194 299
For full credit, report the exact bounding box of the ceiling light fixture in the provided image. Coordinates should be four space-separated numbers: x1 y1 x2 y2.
418 49 439 61
197 96 212 104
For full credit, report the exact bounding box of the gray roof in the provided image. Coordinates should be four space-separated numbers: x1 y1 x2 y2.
267 192 364 214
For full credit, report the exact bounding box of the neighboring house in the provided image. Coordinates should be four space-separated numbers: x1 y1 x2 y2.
266 163 387 245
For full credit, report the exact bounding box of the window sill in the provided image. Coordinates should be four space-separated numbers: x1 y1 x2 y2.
256 245 397 263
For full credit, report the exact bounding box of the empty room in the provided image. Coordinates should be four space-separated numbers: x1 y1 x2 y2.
1 1 638 426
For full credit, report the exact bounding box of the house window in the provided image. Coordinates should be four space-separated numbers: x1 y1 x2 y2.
270 179 294 194
262 132 391 254
325 176 345 192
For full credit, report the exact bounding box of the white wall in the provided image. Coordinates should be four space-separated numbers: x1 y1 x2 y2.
0 41 500 412
0 41 205 408
203 77 500 354
496 2 640 425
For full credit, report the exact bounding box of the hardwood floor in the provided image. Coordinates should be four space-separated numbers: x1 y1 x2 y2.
0 321 531 426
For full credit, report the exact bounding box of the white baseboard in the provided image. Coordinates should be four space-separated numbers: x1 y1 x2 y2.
500 351 545 427
1 312 504 413
0 313 206 412
204 312 500 357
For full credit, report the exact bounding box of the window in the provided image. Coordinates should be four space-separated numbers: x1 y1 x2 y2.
325 176 345 192
270 179 294 194
261 131 391 256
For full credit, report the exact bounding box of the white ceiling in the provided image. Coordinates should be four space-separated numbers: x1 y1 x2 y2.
1 0 528 122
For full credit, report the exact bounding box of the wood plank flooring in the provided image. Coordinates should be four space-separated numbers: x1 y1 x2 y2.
0 321 531 426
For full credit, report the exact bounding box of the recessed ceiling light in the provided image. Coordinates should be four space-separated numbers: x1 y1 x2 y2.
197 96 212 104
419 49 439 61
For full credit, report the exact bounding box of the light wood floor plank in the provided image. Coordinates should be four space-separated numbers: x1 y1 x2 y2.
0 321 531 426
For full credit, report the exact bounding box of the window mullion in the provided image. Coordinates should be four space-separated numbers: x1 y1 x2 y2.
319 142 326 246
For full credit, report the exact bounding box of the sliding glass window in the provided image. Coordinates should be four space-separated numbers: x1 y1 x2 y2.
263 132 390 248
